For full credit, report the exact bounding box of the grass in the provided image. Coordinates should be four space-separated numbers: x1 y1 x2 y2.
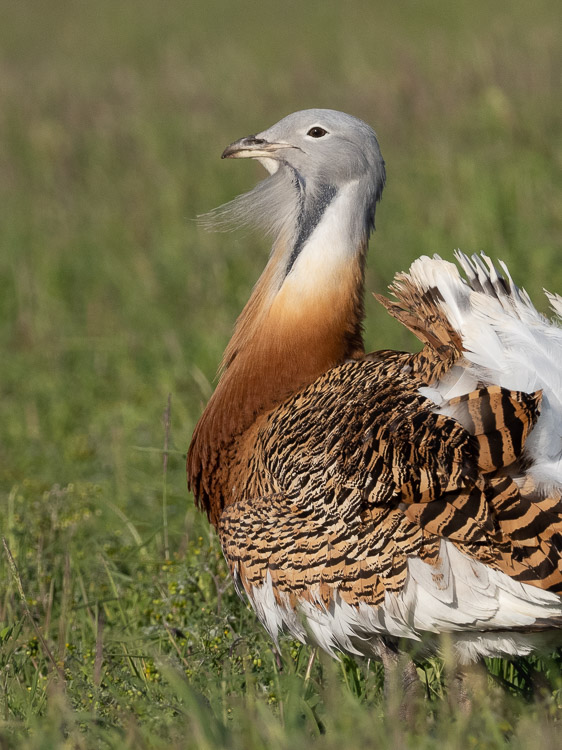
0 0 561 746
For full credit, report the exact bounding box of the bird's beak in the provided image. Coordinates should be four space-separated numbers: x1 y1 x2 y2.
221 135 291 160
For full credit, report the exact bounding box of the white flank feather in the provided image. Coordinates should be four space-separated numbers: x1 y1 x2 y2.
246 541 562 664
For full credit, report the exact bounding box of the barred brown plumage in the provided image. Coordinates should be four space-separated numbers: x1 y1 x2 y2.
187 110 562 695
218 355 560 609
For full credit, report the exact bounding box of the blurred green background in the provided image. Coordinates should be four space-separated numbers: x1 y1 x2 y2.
0 1 560 747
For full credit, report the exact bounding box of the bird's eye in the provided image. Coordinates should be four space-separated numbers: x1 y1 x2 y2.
307 126 328 138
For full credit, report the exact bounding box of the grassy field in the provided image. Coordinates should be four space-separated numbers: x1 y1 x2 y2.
0 0 561 747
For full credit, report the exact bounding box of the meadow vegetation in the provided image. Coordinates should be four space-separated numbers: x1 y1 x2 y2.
0 0 561 747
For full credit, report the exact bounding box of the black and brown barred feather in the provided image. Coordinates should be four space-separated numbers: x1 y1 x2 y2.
219 351 561 614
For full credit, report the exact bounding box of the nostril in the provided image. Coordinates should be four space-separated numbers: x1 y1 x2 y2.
245 136 265 145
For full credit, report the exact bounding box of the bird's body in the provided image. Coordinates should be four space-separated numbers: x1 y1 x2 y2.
188 110 562 668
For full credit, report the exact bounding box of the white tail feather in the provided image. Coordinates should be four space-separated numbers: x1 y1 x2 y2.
409 252 562 496
546 290 562 320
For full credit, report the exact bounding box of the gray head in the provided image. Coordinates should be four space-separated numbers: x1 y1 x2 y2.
204 109 386 263
223 109 385 192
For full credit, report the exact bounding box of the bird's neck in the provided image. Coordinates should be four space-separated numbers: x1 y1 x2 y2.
188 182 370 519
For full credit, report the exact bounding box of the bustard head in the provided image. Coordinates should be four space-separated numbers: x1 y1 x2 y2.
205 109 386 267
222 108 385 186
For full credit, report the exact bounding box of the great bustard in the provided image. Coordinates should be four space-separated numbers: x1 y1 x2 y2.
187 109 562 700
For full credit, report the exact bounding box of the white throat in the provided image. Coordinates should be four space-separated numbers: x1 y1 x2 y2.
283 181 363 296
